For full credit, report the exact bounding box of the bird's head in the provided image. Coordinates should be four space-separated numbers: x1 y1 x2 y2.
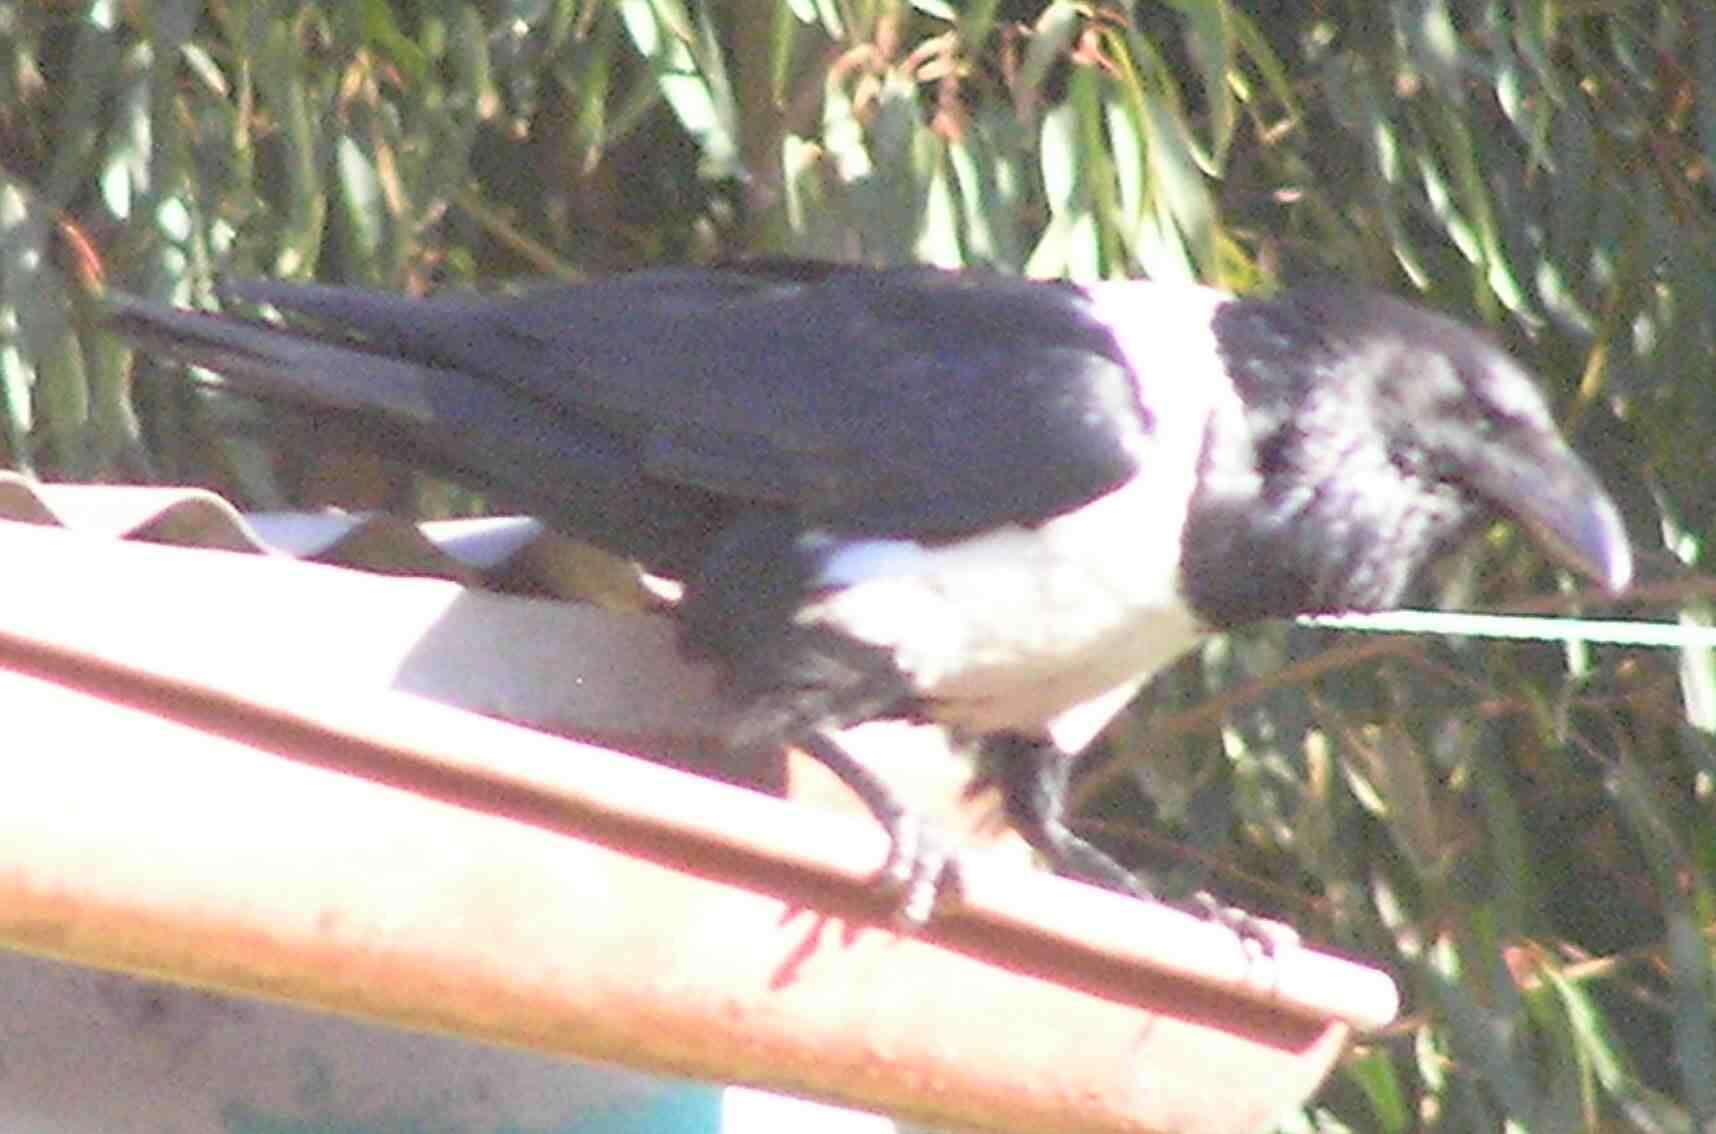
1181 287 1632 627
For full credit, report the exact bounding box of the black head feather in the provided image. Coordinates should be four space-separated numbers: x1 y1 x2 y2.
1181 288 1630 627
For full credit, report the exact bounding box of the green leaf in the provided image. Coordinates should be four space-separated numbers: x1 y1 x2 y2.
1140 86 1213 279
908 0 958 21
1159 0 1237 165
246 4 327 276
770 0 802 106
955 0 1004 50
346 0 430 86
1341 1044 1411 1133
1017 2 1081 102
1607 756 1716 1125
618 0 743 179
333 135 385 273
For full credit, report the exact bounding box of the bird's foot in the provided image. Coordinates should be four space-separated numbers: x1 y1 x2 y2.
870 808 962 928
980 735 1295 951
1187 891 1299 955
800 732 961 927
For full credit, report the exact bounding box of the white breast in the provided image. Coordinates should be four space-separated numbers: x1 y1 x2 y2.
798 281 1236 753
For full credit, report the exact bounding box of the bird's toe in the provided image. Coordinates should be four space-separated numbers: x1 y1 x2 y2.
873 813 962 928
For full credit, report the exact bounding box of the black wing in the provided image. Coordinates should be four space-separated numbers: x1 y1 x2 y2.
108 263 1154 575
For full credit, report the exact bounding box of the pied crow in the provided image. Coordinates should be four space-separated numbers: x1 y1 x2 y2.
105 262 1634 923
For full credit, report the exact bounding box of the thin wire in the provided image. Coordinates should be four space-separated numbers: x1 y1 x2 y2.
1301 610 1716 650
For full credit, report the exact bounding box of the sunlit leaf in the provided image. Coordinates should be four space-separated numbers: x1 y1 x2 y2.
1160 0 1237 164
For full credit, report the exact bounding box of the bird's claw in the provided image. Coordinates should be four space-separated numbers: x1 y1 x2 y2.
874 811 961 928
1189 891 1299 955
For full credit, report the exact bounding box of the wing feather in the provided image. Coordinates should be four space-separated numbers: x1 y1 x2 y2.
228 264 1154 539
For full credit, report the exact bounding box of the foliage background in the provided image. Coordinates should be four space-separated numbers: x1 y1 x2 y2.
4 1 1715 1129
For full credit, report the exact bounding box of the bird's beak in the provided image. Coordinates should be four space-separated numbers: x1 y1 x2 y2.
1464 435 1633 593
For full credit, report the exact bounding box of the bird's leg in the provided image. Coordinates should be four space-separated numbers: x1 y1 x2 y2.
800 732 957 926
982 734 1296 951
980 734 1146 896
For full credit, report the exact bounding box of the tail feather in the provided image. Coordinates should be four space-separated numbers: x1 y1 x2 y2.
102 290 729 576
221 278 472 357
104 291 443 421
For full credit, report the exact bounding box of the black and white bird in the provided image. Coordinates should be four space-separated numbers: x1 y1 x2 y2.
106 261 1633 921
